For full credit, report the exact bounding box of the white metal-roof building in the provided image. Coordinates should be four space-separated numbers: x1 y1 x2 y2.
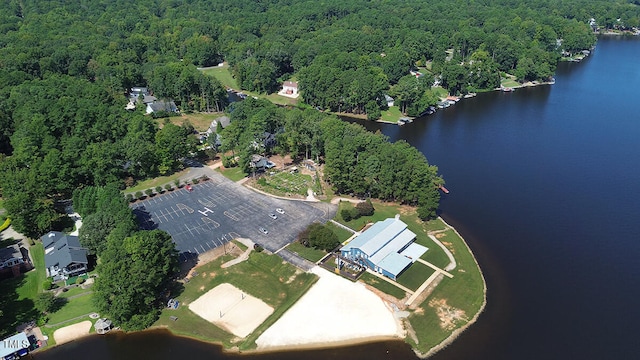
340 216 427 280
1 332 30 359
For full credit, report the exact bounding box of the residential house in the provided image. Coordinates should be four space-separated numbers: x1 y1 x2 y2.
340 216 428 280
146 99 178 115
384 94 394 107
42 232 88 281
249 154 275 170
0 244 28 278
282 81 298 96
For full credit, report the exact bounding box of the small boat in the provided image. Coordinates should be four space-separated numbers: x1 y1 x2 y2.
501 86 514 92
439 185 450 194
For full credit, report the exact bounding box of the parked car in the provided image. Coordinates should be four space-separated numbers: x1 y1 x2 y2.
269 213 277 220
259 227 269 234
275 208 285 214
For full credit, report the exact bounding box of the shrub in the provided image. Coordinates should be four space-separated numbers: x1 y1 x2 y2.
192 178 199 184
222 155 237 168
126 193 134 202
43 279 53 290
155 185 163 194
257 177 267 186
307 223 339 251
355 199 375 216
76 277 85 285
164 184 173 191
253 244 264 252
135 191 144 199
174 179 181 188
341 209 353 222
144 188 153 197
350 207 361 220
34 292 57 313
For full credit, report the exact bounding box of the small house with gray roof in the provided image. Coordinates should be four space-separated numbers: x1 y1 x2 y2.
340 216 427 280
41 231 88 281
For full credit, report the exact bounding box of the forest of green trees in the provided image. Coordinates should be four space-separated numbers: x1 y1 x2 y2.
0 0 639 330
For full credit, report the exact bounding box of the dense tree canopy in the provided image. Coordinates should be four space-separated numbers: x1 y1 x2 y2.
0 0 637 235
93 230 179 331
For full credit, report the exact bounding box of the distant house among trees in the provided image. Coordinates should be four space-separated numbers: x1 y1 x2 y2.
0 244 29 278
145 99 178 115
279 81 299 98
384 94 394 107
42 232 88 281
339 216 427 280
250 155 275 170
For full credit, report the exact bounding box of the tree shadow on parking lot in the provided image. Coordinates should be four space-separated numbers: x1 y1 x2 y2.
132 206 158 230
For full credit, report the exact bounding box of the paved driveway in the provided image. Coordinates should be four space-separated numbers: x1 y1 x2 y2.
132 170 336 261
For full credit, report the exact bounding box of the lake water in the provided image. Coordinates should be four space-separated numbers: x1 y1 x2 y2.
34 36 640 360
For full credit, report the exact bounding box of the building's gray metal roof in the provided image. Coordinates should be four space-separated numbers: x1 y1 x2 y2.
42 232 88 270
369 228 416 265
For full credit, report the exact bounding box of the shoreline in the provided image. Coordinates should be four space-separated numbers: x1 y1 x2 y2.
418 217 488 358
35 214 485 358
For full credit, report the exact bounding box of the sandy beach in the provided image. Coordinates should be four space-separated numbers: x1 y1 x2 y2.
255 266 403 349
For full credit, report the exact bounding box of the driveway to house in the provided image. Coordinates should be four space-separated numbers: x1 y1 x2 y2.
132 168 336 262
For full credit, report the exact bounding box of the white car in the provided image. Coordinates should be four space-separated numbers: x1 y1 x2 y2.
275 208 285 214
259 227 269 234
269 213 277 220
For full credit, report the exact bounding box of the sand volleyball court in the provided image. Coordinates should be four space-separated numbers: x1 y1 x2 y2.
189 283 273 338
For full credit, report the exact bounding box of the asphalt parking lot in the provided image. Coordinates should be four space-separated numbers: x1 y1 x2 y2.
132 170 335 261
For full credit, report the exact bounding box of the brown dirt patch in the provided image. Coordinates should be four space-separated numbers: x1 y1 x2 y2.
428 298 468 331
435 233 446 238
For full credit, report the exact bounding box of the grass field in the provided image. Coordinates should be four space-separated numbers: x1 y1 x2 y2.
153 251 318 350
216 167 246 182
379 106 404 123
159 113 223 132
407 228 485 353
0 243 45 335
45 291 95 326
359 272 407 300
200 65 298 107
201 66 239 89
396 261 435 291
325 222 354 243
285 241 327 263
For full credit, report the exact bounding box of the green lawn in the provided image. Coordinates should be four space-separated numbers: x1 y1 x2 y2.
335 201 401 231
18 243 46 298
0 243 46 337
46 291 96 326
153 251 318 350
215 166 246 182
379 106 404 123
359 272 407 300
285 241 327 263
160 112 223 132
200 65 298 106
325 222 354 243
431 86 449 99
407 228 485 353
396 261 435 291
201 66 239 89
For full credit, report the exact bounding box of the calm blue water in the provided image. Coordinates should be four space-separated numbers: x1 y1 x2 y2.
34 37 640 360
367 36 640 360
